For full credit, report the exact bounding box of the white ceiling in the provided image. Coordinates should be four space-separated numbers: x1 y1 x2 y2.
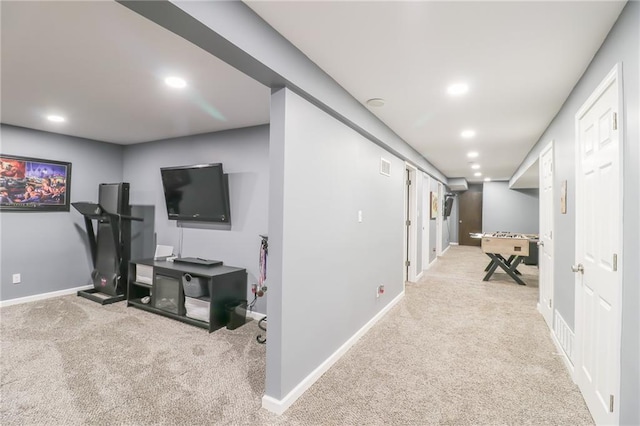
1 1 626 184
0 1 270 144
246 0 625 183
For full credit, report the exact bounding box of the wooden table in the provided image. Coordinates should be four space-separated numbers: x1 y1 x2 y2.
479 233 534 286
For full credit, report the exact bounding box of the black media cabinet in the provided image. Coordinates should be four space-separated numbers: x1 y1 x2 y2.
127 259 247 332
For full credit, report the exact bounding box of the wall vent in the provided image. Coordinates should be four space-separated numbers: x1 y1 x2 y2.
380 158 391 176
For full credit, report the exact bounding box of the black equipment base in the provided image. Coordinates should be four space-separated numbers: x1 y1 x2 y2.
483 253 526 286
78 288 127 305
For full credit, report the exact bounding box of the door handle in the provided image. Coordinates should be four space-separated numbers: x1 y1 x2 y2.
571 264 584 273
537 241 544 247
459 220 462 224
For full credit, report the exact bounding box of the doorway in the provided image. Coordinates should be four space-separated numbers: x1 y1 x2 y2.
458 187 482 246
574 64 622 425
404 164 418 282
538 141 554 329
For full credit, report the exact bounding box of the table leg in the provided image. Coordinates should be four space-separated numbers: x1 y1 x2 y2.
505 255 522 275
483 254 501 281
483 253 526 285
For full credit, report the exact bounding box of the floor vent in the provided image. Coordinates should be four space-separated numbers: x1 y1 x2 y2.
380 158 391 176
554 310 575 363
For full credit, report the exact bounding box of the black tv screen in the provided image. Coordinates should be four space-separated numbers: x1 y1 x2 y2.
160 163 230 223
443 197 454 217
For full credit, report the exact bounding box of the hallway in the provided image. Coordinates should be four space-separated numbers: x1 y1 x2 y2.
278 245 593 425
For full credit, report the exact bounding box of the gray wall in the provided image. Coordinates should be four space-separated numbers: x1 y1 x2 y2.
482 181 539 234
448 194 459 244
510 2 639 423
442 193 452 250
122 125 270 314
267 88 404 400
0 124 124 300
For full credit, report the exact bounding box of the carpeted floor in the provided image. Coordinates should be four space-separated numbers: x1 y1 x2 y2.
0 245 593 425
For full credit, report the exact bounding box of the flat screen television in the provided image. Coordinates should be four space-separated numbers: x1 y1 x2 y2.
160 163 230 223
443 196 454 217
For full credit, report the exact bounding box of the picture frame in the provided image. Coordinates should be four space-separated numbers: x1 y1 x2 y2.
560 180 567 214
430 191 438 219
0 154 72 212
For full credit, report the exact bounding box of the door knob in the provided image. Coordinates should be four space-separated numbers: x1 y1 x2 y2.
459 220 462 224
571 264 584 273
537 241 544 247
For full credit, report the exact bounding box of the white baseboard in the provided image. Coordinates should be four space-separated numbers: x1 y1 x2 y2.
246 309 266 321
415 270 424 281
450 242 459 246
440 245 451 256
0 285 93 308
262 289 405 415
552 310 575 382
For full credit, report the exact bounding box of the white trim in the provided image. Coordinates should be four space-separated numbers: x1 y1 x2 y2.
449 242 459 246
440 244 450 256
246 310 267 321
415 270 424 281
0 285 93 308
262 290 405 415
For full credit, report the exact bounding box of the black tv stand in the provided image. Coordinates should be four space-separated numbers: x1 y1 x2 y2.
173 257 222 267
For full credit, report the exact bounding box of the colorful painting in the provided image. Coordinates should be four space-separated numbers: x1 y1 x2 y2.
0 154 71 212
430 191 438 219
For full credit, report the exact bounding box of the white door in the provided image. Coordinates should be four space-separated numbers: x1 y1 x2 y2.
404 164 418 282
422 174 430 268
575 65 622 425
436 183 443 255
538 142 554 329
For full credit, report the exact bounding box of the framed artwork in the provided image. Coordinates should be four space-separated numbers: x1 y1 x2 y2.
560 180 567 214
0 154 72 212
430 191 438 219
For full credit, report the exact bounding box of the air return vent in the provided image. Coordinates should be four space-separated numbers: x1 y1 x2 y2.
380 158 391 176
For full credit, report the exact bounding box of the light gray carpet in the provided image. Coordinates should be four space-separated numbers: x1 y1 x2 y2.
1 246 593 425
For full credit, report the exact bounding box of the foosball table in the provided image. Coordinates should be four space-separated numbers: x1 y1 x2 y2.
480 232 537 285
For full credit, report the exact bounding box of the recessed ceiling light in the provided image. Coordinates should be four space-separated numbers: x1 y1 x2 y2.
474 172 482 177
366 98 385 107
484 177 492 182
467 151 479 158
165 76 187 89
447 83 469 96
47 115 65 123
461 129 476 138
471 164 481 170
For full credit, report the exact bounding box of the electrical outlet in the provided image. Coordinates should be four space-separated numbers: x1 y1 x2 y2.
12 273 21 284
376 284 384 298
